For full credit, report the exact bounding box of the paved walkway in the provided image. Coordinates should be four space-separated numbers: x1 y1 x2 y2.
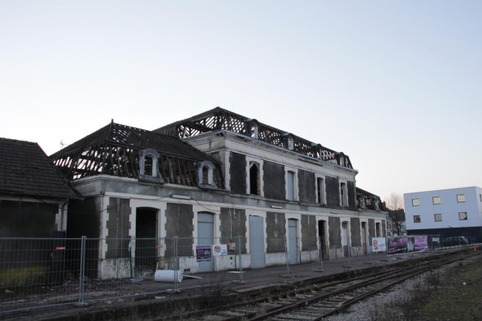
179 251 431 294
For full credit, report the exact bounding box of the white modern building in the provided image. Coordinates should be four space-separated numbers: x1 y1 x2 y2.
404 186 482 242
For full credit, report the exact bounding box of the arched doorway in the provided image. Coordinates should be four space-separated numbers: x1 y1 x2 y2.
135 208 158 270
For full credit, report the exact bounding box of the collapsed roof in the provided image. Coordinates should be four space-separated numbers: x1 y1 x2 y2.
155 107 353 169
50 121 223 187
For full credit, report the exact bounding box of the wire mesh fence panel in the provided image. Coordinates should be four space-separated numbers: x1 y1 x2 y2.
0 237 81 313
2 234 316 315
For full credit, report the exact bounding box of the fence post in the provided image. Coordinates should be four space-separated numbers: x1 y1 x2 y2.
284 235 290 276
173 236 180 292
77 236 86 306
315 235 324 272
237 235 244 284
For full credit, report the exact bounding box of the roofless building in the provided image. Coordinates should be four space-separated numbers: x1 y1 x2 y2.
50 107 387 278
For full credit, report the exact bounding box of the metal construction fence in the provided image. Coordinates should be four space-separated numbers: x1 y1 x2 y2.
2 234 465 315
0 235 317 314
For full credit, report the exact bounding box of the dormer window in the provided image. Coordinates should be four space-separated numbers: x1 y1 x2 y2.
246 119 259 139
197 160 216 188
283 133 294 150
139 149 164 183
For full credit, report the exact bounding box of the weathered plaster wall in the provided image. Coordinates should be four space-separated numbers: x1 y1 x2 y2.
266 212 286 253
67 198 101 238
229 152 247 194
298 170 316 203
220 207 247 254
348 181 356 209
106 198 131 259
165 203 193 257
368 218 375 239
301 214 317 250
0 200 58 237
329 216 341 247
263 161 285 200
350 217 361 247
325 176 340 207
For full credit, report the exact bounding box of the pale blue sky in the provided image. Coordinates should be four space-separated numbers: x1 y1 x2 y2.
1 1 481 202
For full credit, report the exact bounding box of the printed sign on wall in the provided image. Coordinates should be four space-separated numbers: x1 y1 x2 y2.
211 244 228 256
371 237 387 252
196 245 212 262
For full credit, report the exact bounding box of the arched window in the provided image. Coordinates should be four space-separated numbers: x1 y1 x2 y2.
144 154 154 176
139 149 163 183
197 161 215 188
249 161 260 195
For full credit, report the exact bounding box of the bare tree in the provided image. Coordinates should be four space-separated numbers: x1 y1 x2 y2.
386 193 404 210
386 193 405 235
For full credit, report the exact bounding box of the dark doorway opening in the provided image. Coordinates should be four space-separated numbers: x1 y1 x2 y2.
318 220 328 260
135 208 157 270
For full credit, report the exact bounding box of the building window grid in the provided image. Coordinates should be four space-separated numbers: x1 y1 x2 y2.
316 176 326 205
413 215 421 223
340 182 347 207
434 213 442 222
412 198 420 207
458 212 468 220
286 170 297 201
457 194 466 203
248 161 261 196
432 196 441 205
198 161 215 186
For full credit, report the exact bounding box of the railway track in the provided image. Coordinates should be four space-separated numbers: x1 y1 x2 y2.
179 250 474 321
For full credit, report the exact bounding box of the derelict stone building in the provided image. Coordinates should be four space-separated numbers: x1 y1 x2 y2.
50 108 387 278
0 138 78 237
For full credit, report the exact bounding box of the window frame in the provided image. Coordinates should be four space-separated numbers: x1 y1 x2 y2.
340 182 348 207
138 149 164 183
413 215 421 223
246 157 264 197
197 160 216 188
457 194 466 203
285 168 298 201
412 198 420 207
316 176 326 205
434 213 442 222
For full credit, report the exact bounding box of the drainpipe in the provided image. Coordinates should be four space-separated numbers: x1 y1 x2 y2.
60 199 69 231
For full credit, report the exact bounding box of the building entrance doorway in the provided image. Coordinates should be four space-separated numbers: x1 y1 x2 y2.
135 208 157 269
249 215 265 268
198 212 214 272
318 220 328 260
288 219 299 264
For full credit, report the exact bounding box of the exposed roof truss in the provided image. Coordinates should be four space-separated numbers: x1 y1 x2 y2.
156 107 353 169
